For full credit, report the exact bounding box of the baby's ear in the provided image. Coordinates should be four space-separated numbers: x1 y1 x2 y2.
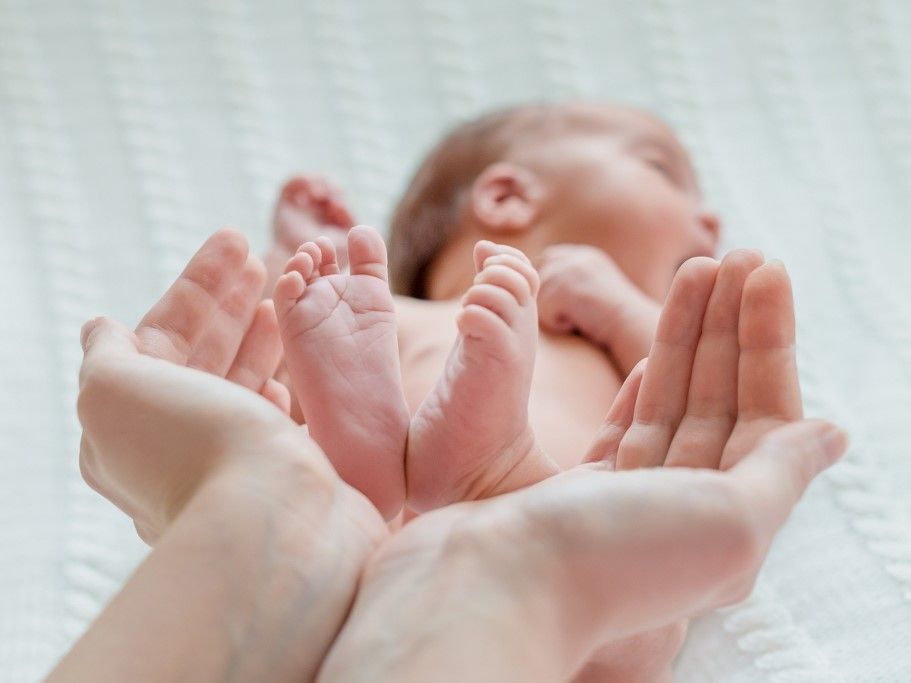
698 207 722 247
469 162 544 234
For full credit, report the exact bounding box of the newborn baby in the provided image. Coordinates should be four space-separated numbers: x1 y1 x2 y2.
265 102 720 520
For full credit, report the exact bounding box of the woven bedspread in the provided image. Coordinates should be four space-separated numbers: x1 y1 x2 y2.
1 1 909 680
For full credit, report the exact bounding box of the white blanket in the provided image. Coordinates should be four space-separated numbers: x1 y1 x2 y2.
1 0 909 680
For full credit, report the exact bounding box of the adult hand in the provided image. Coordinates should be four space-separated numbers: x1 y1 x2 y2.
319 416 844 681
318 252 846 681
69 230 388 683
72 231 845 682
601 251 802 472
574 250 797 680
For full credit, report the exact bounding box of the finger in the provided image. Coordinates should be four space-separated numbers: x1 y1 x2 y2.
136 229 249 364
617 257 719 468
261 378 292 415
80 316 138 358
187 255 266 376
226 300 284 393
737 261 802 422
665 250 764 469
730 419 847 530
79 317 140 386
587 359 647 467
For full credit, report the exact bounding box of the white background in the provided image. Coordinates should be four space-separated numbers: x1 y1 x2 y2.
1 0 910 680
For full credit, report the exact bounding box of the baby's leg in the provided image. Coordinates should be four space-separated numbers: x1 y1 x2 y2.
273 226 409 520
407 242 559 512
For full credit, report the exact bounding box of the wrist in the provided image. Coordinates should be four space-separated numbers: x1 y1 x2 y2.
197 431 387 551
54 437 384 683
320 506 566 681
186 439 386 680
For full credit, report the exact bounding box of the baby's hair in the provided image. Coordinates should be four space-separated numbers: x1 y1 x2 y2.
388 102 611 298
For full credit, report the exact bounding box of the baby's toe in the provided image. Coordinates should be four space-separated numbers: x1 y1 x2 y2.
483 253 540 297
283 251 315 279
457 303 509 341
314 236 341 276
463 283 520 325
347 225 390 281
475 263 533 305
473 240 502 272
295 242 324 282
273 271 306 318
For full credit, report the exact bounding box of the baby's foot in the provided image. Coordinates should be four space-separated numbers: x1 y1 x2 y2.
266 175 354 295
407 242 558 512
273 226 409 519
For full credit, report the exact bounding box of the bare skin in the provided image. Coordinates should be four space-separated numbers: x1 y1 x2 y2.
268 105 718 475
317 246 838 682
272 233 806 682
68 232 386 682
62 229 845 683
262 103 753 680
274 227 409 520
265 174 354 297
406 240 559 510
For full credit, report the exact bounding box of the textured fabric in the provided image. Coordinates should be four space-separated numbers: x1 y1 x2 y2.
1 1 909 680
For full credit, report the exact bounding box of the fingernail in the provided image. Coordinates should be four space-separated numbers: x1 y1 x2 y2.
769 259 787 272
820 423 849 461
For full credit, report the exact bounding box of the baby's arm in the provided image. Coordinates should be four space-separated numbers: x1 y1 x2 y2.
537 244 659 375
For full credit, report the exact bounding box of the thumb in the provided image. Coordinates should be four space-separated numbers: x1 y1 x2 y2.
730 419 848 526
585 358 647 466
79 317 140 388
80 316 139 358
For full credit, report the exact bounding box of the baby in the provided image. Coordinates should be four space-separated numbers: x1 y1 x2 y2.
265 102 720 520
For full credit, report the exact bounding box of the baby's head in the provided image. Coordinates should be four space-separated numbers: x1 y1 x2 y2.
388 102 720 301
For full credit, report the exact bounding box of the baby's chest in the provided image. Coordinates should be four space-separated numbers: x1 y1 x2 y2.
528 337 623 463
400 328 621 421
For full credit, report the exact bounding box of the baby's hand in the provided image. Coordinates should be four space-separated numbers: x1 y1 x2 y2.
537 244 659 374
537 244 625 333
